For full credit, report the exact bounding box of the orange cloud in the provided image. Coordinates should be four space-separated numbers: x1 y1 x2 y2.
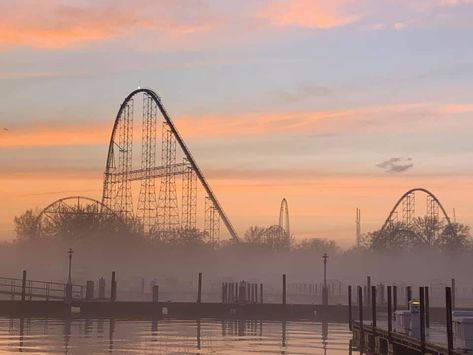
258 0 359 29
2 101 471 148
0 122 110 147
0 1 215 48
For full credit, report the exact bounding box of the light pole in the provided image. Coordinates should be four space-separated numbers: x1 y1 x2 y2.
66 248 74 304
67 248 73 284
322 253 328 306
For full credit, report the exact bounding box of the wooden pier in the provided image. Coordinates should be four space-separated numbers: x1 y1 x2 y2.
352 321 466 354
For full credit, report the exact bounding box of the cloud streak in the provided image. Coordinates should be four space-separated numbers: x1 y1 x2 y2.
0 0 217 48
2 101 473 148
258 0 359 29
376 157 414 173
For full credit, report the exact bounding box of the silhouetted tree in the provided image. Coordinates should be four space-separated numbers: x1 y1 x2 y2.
295 238 340 254
243 225 293 251
14 209 38 241
365 217 472 252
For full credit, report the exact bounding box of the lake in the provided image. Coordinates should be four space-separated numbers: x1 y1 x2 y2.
0 317 358 354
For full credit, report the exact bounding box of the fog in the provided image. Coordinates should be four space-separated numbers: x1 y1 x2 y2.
1 236 472 307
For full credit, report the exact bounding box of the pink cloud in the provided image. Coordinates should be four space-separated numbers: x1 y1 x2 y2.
0 0 217 48
258 0 359 29
2 101 472 148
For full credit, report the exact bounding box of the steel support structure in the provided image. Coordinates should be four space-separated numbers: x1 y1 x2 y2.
157 121 180 231
426 195 439 222
181 158 197 229
102 88 240 241
205 197 220 243
103 99 134 217
402 192 415 225
137 93 158 234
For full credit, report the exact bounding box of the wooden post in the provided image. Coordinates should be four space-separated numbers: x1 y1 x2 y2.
419 287 426 352
393 285 397 313
255 283 258 304
260 283 263 304
21 270 27 303
222 283 226 303
110 271 116 302
228 283 233 303
406 286 412 309
86 281 94 300
387 286 392 338
446 287 453 354
425 286 430 328
282 274 287 305
152 285 159 303
367 276 371 307
98 277 105 299
348 285 352 331
451 278 456 309
371 285 376 348
358 286 364 350
197 272 202 304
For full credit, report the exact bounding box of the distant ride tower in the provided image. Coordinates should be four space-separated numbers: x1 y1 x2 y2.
279 198 290 237
356 208 361 247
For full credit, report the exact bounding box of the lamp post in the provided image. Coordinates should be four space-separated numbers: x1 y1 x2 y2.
66 248 74 304
322 253 328 306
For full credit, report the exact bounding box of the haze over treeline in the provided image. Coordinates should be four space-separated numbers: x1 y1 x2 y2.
3 207 473 300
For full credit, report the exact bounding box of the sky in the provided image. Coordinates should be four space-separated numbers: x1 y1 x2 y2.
1 0 473 246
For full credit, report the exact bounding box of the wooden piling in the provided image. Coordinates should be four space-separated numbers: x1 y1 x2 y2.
387 285 392 338
255 283 258 304
425 286 430 328
420 287 426 352
260 283 263 304
393 286 397 313
98 277 105 299
367 276 371 307
110 271 116 302
348 285 352 331
86 281 94 300
358 286 364 350
21 270 26 303
446 287 453 354
406 286 412 309
197 272 202 304
282 274 287 305
451 278 456 309
152 285 159 303
371 285 376 349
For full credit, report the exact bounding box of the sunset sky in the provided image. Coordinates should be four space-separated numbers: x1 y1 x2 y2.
1 0 473 246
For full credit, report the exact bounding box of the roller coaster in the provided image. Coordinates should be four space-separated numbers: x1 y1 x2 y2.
37 88 239 242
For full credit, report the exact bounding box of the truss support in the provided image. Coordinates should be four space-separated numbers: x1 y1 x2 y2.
402 192 415 225
157 121 180 231
181 158 197 229
137 93 158 234
205 197 220 243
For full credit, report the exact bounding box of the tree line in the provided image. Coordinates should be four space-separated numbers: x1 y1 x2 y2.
12 208 473 254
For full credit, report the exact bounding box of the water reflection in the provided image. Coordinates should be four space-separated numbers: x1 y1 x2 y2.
1 317 357 354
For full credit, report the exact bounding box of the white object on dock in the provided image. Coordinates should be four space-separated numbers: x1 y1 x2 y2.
453 311 473 352
394 300 421 338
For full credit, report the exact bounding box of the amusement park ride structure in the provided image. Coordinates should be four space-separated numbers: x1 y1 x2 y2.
37 88 239 242
35 90 455 244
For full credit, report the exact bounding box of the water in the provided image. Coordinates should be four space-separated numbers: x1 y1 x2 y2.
0 317 357 354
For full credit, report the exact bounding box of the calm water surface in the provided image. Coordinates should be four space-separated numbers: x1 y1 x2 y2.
0 317 358 354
